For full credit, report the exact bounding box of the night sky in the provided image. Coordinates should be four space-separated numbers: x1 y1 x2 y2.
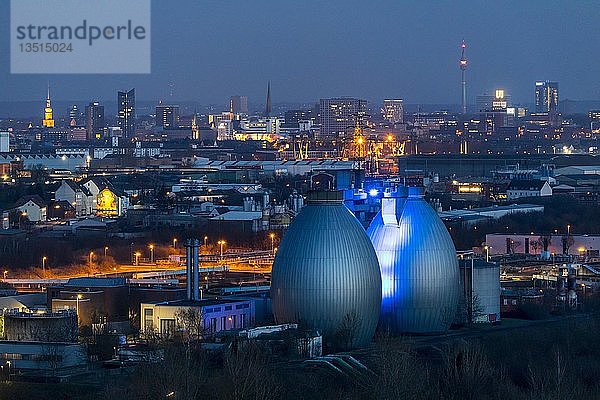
1 1 599 106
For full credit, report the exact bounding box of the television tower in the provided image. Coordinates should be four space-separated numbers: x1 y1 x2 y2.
459 40 468 114
264 81 271 117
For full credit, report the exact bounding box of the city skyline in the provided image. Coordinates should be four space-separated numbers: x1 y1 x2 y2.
2 1 600 105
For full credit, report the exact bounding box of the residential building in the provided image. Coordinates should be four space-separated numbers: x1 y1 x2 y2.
381 99 404 124
81 177 129 216
155 105 180 129
12 195 47 222
54 180 94 217
506 180 552 199
319 97 367 140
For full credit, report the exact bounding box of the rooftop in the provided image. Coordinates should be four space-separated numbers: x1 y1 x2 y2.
65 277 127 287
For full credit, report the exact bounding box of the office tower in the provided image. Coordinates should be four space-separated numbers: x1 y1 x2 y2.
117 88 136 138
42 84 55 128
381 99 404 123
319 97 367 140
459 40 468 114
85 101 105 140
477 89 512 112
230 95 248 115
535 81 559 113
155 105 180 129
0 132 9 153
492 89 509 110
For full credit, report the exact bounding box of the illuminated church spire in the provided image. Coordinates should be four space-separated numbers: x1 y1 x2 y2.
191 110 199 140
42 83 55 128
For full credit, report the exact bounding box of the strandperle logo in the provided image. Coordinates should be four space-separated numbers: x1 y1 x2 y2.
10 0 151 74
15 20 147 46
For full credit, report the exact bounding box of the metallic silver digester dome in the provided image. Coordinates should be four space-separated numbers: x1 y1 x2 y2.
271 191 382 348
367 187 459 334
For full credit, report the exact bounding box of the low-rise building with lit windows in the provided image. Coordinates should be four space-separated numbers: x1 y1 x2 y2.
140 298 255 338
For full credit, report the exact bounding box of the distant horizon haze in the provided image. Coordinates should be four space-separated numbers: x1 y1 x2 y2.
2 1 600 106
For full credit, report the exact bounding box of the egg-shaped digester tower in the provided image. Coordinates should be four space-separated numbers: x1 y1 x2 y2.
271 191 382 348
367 187 459 334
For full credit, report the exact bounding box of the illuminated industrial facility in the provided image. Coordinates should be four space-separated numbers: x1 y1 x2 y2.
271 190 382 348
367 187 460 333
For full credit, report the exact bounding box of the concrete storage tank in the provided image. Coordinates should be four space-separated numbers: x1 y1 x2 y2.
271 190 381 349
458 259 501 323
367 187 459 334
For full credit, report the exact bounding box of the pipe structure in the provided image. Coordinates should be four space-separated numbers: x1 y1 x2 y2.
185 239 192 300
193 239 200 301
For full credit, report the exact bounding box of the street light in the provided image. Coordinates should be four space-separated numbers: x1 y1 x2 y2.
89 251 94 265
173 238 178 249
42 256 47 273
76 293 82 324
2 271 7 280
484 245 490 262
567 224 571 236
19 211 27 229
218 240 226 260
134 251 141 266
104 246 109 258
204 236 208 248
269 233 275 255
149 244 154 263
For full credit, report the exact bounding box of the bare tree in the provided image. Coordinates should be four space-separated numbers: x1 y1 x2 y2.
335 311 362 351
111 344 207 400
562 235 574 255
530 238 542 255
223 342 280 400
175 307 205 342
468 293 486 325
540 235 552 253
508 238 521 254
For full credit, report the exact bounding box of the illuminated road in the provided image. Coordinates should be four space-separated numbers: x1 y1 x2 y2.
115 250 274 275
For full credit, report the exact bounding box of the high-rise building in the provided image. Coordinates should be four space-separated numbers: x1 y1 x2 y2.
0 131 9 153
535 81 559 113
492 89 509 110
381 99 404 124
230 96 248 115
155 105 180 129
42 84 55 128
117 89 136 138
85 101 105 140
477 89 512 112
319 97 367 140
